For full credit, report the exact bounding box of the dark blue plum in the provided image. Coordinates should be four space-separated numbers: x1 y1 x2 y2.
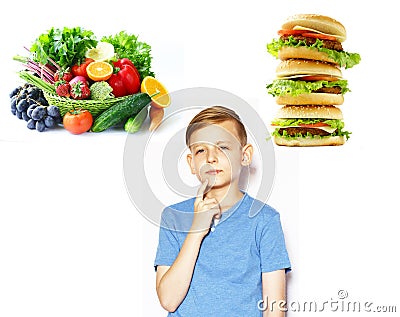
22 112 30 121
27 119 36 130
16 110 23 120
31 106 46 121
9 87 20 98
35 120 45 132
44 116 56 128
16 99 29 112
47 105 60 118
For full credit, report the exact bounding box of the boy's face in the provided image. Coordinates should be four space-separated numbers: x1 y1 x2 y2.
186 120 252 191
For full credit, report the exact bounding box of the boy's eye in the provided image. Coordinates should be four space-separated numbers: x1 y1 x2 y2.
219 146 229 150
195 149 204 154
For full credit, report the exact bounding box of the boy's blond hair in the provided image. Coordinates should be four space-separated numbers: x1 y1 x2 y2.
185 106 247 147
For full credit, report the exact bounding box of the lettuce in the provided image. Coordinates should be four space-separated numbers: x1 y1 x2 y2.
267 79 350 97
266 36 361 69
101 31 155 79
271 118 344 128
271 118 351 140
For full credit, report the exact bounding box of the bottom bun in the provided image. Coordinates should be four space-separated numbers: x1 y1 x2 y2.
274 135 345 147
276 93 344 106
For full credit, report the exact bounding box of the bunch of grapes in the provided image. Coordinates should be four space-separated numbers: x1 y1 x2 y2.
10 83 62 132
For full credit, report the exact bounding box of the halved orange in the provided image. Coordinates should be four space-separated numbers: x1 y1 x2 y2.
140 76 171 108
86 61 113 81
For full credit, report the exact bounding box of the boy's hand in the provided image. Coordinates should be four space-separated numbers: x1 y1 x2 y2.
191 180 221 236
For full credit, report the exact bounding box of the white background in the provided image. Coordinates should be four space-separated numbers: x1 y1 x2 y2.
0 0 399 316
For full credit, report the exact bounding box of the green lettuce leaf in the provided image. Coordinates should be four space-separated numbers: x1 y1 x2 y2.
266 79 349 97
266 36 361 69
270 118 351 140
271 118 344 128
101 31 155 79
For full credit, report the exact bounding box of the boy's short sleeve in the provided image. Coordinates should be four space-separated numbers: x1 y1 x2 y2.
154 209 180 270
259 212 291 273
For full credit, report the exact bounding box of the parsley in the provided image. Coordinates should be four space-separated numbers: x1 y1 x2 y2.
30 27 97 69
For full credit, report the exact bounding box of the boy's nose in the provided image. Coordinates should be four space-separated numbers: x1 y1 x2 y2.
206 147 218 163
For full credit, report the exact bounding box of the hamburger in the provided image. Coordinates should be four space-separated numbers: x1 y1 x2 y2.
271 105 351 146
267 59 350 105
267 14 361 69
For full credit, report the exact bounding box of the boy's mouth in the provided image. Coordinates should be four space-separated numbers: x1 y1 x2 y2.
205 169 223 175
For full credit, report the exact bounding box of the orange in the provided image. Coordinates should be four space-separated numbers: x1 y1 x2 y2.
140 76 171 108
86 61 113 81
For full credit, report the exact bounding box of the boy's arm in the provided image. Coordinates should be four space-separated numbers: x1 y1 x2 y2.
155 231 204 312
155 180 221 313
262 269 286 317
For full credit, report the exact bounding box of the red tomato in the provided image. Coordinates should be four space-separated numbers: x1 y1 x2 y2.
71 58 95 79
299 122 330 128
278 29 305 36
63 109 93 134
278 29 337 41
301 75 339 82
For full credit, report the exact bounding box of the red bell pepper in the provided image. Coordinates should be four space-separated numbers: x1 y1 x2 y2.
107 58 141 97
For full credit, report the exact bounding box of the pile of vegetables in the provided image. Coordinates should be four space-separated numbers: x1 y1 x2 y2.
13 26 169 134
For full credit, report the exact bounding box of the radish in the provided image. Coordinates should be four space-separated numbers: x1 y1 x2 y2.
69 76 88 86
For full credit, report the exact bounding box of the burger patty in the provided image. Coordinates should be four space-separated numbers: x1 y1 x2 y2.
278 127 333 137
314 86 342 94
281 35 343 51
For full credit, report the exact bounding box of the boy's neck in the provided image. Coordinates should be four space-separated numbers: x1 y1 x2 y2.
204 184 244 212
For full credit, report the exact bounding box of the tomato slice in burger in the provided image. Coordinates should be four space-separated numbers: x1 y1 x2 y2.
301 75 340 82
299 122 330 128
277 29 306 36
301 32 337 41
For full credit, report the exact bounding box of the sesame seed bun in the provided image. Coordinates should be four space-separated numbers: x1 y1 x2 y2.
276 59 342 78
276 105 343 119
276 93 344 106
278 46 339 65
282 14 346 42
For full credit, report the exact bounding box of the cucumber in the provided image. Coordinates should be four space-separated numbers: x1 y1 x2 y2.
125 105 149 133
91 93 151 132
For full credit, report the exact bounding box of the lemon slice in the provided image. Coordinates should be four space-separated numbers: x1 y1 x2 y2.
85 42 115 62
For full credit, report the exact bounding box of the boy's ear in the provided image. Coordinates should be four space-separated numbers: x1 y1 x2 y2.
241 144 254 166
186 153 196 174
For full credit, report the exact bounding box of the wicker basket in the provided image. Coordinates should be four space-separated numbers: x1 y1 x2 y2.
19 70 129 117
42 91 128 117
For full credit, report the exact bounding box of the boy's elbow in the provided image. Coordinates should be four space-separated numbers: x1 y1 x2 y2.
159 297 178 313
157 287 179 313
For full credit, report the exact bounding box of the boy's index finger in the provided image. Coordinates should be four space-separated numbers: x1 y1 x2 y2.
195 179 209 202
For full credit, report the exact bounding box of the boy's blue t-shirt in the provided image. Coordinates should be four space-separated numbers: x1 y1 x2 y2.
154 193 291 317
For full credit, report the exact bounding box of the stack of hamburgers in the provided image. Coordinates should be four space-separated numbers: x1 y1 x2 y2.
266 14 361 146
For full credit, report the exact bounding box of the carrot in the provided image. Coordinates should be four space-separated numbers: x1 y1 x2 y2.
149 106 164 131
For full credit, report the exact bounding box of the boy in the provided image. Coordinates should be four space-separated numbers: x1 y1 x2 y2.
154 106 291 316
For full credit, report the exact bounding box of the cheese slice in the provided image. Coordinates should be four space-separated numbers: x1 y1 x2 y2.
276 74 342 80
293 25 345 42
271 125 337 134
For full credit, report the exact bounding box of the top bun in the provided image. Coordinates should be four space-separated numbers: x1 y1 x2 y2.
277 105 343 119
282 14 346 42
276 59 342 78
